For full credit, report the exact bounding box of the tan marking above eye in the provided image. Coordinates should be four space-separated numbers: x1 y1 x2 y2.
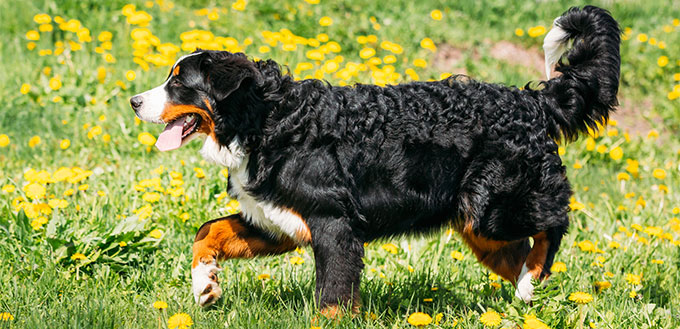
173 65 180 76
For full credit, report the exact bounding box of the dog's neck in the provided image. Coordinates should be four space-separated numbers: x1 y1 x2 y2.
212 60 293 153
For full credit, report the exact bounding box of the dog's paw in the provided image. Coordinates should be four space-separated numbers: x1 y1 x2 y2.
192 260 223 307
514 263 535 303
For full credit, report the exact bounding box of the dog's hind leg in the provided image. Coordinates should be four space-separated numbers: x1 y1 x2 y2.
192 213 297 307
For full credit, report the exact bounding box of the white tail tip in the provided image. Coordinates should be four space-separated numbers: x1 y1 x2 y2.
543 19 569 80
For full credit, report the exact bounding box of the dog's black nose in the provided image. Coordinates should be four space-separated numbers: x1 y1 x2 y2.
130 96 143 111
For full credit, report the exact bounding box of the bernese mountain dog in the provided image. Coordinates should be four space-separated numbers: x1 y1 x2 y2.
130 6 620 316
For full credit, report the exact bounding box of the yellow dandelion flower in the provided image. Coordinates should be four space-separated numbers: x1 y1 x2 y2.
0 312 14 321
637 33 648 42
257 273 271 280
126 70 136 81
360 47 376 59
658 56 669 67
528 26 546 38
569 291 593 304
231 0 247 11
289 256 305 265
49 77 62 91
98 31 113 42
34 13 51 24
28 135 41 148
48 199 68 209
430 10 443 21
104 53 116 63
381 243 399 254
451 250 464 261
193 167 206 178
407 312 432 326
24 182 46 200
2 184 16 193
609 146 623 161
149 229 163 239
625 273 641 285
71 253 86 260
479 310 502 327
167 313 193 329
420 37 436 52
138 132 156 146
153 300 168 309
97 67 107 83
594 281 611 291
647 129 659 139
60 139 70 150
551 261 567 273
617 172 630 181
628 290 637 298
585 137 596 151
523 314 549 329
20 83 31 94
515 28 525 36
413 58 427 68
305 0 320 4
319 16 333 26
0 134 9 147
143 192 161 203
652 168 666 180
569 199 585 211
651 259 664 265
596 144 607 154
26 30 40 40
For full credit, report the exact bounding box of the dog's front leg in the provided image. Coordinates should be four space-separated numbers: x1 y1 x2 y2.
309 216 364 318
191 213 297 307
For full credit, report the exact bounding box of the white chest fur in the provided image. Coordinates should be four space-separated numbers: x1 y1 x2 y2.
200 137 310 244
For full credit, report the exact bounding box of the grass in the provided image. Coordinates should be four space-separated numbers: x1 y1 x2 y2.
0 0 679 328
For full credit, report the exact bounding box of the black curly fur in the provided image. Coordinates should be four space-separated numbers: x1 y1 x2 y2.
157 6 620 309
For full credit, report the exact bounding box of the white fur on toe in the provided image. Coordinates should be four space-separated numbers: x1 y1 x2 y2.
192 260 223 307
515 263 535 303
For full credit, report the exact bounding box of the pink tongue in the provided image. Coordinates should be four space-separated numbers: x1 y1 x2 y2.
155 117 186 152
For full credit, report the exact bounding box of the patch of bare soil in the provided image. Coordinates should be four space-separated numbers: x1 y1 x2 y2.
489 40 545 76
611 95 657 137
432 44 468 76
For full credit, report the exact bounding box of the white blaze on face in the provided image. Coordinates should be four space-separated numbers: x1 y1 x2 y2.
131 52 204 124
133 80 169 124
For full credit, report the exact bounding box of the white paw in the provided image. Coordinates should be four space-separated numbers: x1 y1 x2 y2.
515 263 535 303
192 260 223 307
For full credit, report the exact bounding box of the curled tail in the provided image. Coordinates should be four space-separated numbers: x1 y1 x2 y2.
540 6 621 141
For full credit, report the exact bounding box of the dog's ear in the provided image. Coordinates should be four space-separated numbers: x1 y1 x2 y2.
202 52 264 102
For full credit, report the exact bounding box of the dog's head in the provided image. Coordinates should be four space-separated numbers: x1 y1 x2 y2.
130 50 264 152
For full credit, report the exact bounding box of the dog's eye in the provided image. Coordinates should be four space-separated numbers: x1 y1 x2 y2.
170 79 183 88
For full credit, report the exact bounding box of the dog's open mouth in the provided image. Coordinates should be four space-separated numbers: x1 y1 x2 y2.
155 113 202 152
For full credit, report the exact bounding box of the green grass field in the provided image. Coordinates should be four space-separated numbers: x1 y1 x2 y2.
1 0 679 328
